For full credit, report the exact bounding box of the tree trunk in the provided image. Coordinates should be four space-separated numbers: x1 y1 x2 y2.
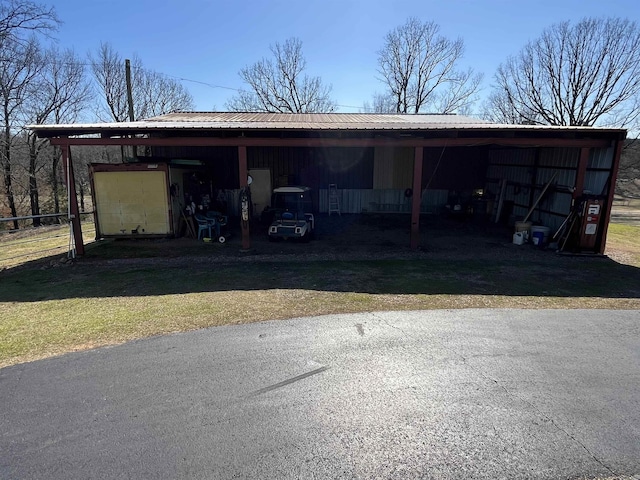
29 149 40 227
79 180 85 212
2 138 18 229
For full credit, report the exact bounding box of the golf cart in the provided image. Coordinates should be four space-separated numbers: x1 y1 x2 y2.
267 186 315 242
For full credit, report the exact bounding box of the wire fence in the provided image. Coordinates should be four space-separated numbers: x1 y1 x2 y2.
0 213 96 269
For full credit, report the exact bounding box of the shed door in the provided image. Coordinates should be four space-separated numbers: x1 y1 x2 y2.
248 168 272 216
93 170 170 236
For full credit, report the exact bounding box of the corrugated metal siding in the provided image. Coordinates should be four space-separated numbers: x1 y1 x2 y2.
318 189 448 214
582 147 614 196
537 167 576 188
320 147 374 188
373 147 414 189
486 147 578 231
488 148 535 166
486 165 531 185
248 147 374 190
539 147 578 168
421 190 449 212
393 149 414 188
583 171 610 195
319 189 371 213
588 147 613 169
373 148 394 189
249 147 314 188
422 147 489 190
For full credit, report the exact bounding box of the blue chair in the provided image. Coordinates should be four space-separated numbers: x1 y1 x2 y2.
194 213 212 240
205 211 227 238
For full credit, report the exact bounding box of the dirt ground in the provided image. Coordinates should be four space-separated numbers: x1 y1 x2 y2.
83 212 598 267
4 202 639 270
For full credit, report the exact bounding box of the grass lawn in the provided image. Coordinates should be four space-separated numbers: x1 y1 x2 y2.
1 223 640 368
0 221 96 269
606 224 640 265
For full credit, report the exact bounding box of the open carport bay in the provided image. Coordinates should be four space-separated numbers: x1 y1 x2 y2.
1 309 639 479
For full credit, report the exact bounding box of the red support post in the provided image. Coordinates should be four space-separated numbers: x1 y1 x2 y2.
61 143 85 256
238 146 250 250
410 147 424 250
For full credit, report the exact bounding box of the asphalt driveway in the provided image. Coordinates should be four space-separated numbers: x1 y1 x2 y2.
1 309 639 479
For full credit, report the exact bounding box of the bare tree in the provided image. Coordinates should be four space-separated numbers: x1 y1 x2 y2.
0 0 58 228
491 17 640 129
0 0 58 55
135 69 194 119
226 38 336 113
0 37 43 228
90 43 132 122
616 140 640 198
481 90 542 125
22 46 92 223
362 92 396 113
90 42 194 122
377 17 482 114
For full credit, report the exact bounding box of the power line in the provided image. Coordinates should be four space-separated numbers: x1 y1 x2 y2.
45 60 369 111
162 73 366 111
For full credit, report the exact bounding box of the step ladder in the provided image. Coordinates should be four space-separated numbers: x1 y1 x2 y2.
328 183 341 216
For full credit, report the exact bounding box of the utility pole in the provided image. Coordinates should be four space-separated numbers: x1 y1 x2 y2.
125 59 135 122
125 59 135 162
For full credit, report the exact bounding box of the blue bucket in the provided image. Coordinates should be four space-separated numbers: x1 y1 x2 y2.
532 231 545 247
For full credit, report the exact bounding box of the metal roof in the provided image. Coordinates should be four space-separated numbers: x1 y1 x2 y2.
146 112 491 127
29 112 626 137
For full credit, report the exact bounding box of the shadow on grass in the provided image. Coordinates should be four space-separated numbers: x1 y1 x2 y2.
2 214 640 302
2 247 640 302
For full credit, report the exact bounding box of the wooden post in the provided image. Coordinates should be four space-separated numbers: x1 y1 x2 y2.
61 143 85 256
410 147 423 250
238 146 250 250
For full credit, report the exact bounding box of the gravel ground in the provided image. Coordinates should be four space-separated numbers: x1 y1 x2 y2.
81 213 572 266
6 212 634 272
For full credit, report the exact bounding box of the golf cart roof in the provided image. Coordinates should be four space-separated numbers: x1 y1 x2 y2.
273 186 311 193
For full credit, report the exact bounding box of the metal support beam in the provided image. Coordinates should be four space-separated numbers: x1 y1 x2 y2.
238 146 250 250
573 147 590 199
61 144 85 256
410 147 424 250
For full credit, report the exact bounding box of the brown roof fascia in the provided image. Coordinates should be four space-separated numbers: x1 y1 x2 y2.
49 133 618 149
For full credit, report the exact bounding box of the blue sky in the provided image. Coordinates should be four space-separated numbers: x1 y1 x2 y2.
53 0 640 113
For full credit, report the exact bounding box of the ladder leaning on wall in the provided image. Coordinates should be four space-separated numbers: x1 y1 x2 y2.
328 183 341 216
